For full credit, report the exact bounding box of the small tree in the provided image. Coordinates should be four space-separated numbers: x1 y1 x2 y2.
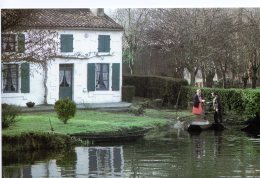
54 98 76 124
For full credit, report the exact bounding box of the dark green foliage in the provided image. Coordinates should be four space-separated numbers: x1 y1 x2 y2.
54 98 76 124
182 87 260 117
122 85 135 102
2 132 79 151
123 75 188 107
2 103 21 129
243 90 260 117
129 105 145 116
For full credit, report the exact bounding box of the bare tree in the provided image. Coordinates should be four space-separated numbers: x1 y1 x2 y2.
240 9 260 89
112 8 150 75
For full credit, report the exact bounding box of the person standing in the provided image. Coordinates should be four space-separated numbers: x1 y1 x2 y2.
192 89 205 120
211 92 223 123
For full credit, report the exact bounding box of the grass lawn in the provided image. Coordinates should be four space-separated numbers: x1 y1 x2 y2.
3 110 169 136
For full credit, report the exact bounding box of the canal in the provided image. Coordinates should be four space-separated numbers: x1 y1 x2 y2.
3 126 260 177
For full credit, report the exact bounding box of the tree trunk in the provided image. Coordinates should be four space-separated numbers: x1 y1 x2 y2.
205 72 215 88
222 74 227 88
189 68 198 86
43 64 48 105
242 73 248 89
251 75 257 89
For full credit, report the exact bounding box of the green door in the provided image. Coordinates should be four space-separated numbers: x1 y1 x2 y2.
59 64 73 100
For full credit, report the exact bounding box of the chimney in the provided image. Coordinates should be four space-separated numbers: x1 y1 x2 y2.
90 8 105 17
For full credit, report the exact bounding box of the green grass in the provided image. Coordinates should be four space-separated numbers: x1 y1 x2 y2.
2 110 168 136
144 109 195 120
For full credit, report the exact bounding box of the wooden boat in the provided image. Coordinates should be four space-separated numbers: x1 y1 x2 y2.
186 120 225 133
186 120 212 133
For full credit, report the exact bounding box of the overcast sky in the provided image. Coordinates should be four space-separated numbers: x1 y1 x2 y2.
1 0 260 8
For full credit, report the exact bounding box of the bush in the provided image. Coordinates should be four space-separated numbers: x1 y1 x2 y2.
2 103 21 129
123 75 188 107
243 90 260 117
129 105 145 116
181 87 260 117
122 85 135 102
54 98 76 124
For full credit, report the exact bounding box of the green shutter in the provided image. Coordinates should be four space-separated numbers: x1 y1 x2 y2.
87 63 96 91
98 35 110 52
18 34 25 53
60 34 73 52
21 63 30 93
112 63 120 91
105 36 110 52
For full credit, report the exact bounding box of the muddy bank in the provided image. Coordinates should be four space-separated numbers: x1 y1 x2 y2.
2 132 86 151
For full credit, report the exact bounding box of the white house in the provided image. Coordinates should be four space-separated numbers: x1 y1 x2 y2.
1 9 124 106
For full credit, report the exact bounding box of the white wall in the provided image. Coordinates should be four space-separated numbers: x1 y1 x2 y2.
1 64 45 106
1 29 123 106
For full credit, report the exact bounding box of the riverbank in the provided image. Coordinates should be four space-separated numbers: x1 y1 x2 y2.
3 110 171 151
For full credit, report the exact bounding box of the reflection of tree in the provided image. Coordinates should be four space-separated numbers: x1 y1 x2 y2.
213 131 223 156
56 149 77 177
190 134 206 159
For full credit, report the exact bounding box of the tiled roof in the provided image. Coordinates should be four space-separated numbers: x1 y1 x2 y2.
18 9 123 31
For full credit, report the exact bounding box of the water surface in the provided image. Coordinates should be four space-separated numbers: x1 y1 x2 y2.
3 126 260 177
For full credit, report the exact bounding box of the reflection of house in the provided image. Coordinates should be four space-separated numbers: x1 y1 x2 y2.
3 146 124 177
1 9 123 106
76 147 124 177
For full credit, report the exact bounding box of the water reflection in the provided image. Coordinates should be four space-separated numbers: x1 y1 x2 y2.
3 128 260 178
3 147 124 178
190 134 206 159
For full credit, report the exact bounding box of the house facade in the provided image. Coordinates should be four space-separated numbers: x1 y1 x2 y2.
1 9 124 106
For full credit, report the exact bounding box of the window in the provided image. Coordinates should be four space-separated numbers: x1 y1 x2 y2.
60 34 73 52
98 35 110 52
1 34 16 52
2 64 19 93
1 34 25 53
95 64 109 90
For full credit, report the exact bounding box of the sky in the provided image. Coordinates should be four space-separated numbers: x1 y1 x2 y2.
1 0 260 9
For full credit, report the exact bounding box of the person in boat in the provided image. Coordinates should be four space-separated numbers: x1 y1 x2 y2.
192 89 205 120
211 92 223 123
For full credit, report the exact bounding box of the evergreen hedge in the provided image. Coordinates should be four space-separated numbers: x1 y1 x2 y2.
182 87 260 117
123 75 188 107
122 85 136 102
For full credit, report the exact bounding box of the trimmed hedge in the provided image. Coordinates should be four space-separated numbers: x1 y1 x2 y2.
123 75 188 107
182 87 260 117
122 85 135 102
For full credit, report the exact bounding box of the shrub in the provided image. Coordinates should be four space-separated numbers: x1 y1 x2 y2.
182 87 260 117
2 103 21 129
122 85 135 102
123 75 188 107
54 98 76 124
129 105 145 116
243 90 260 117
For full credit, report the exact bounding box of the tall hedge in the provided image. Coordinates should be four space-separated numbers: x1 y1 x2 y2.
123 75 188 107
182 87 260 117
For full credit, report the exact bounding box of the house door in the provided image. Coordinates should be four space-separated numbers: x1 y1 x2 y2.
59 64 73 100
